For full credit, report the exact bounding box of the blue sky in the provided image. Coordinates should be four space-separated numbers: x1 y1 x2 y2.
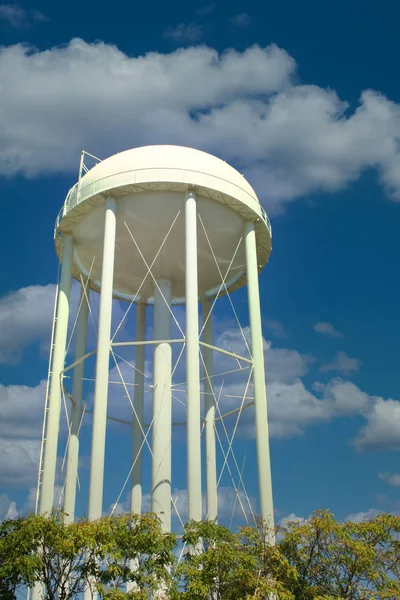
0 0 400 526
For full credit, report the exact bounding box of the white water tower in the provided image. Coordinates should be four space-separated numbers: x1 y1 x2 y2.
35 145 274 538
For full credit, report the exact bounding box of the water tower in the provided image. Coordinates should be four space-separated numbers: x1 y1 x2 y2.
35 145 273 539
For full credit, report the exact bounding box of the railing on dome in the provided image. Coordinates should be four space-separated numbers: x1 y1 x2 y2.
54 151 102 238
260 205 272 236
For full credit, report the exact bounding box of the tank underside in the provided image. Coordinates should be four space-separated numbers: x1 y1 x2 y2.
71 191 247 303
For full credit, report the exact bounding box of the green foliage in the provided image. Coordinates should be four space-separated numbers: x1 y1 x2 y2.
278 509 400 599
1 509 399 599
176 519 296 599
0 511 176 600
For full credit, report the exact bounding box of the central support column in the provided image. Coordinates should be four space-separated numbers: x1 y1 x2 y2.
185 190 202 523
64 284 90 524
131 302 146 515
88 196 117 521
202 299 217 522
152 279 172 532
244 221 274 531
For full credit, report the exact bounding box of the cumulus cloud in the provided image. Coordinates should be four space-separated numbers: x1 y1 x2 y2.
0 379 45 440
278 513 309 527
0 487 37 521
353 398 400 451
163 23 203 43
213 326 372 439
0 284 56 364
314 322 343 338
0 439 40 487
320 351 362 374
345 508 382 522
2 39 400 213
379 472 400 487
0 379 45 488
0 4 47 28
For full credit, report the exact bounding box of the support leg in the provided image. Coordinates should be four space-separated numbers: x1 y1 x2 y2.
87 197 117 520
152 280 172 532
40 234 74 514
185 190 202 523
130 303 146 516
64 285 90 524
244 221 274 531
202 299 217 522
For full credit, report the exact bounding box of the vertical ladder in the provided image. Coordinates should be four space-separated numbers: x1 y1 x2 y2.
34 268 61 515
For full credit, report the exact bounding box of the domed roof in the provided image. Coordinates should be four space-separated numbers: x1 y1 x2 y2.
80 145 259 206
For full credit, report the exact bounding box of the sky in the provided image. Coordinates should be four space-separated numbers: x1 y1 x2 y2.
0 0 400 528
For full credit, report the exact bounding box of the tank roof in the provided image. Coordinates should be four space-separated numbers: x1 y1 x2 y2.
81 145 259 205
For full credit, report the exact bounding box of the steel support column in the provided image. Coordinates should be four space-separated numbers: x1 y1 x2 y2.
131 302 146 515
64 285 90 524
40 234 73 514
244 221 274 529
185 190 202 523
152 279 172 532
87 197 117 521
202 298 217 522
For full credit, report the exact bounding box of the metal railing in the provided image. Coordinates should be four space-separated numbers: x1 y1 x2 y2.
53 183 78 238
54 151 102 237
260 205 272 236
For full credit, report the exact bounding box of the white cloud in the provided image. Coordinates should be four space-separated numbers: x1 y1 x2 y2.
0 4 47 28
0 487 37 521
163 23 203 43
278 513 308 527
230 13 251 27
0 494 17 520
211 327 376 440
353 398 400 451
0 439 40 487
214 335 399 450
3 39 400 213
267 376 368 438
0 284 55 364
0 379 45 439
314 322 343 338
345 508 382 522
320 351 362 374
0 40 294 187
316 378 371 416
0 379 45 489
379 472 400 487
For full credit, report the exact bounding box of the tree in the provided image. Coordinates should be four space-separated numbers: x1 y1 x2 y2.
0 515 42 599
1 509 400 599
176 519 296 599
278 510 400 599
0 511 176 600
